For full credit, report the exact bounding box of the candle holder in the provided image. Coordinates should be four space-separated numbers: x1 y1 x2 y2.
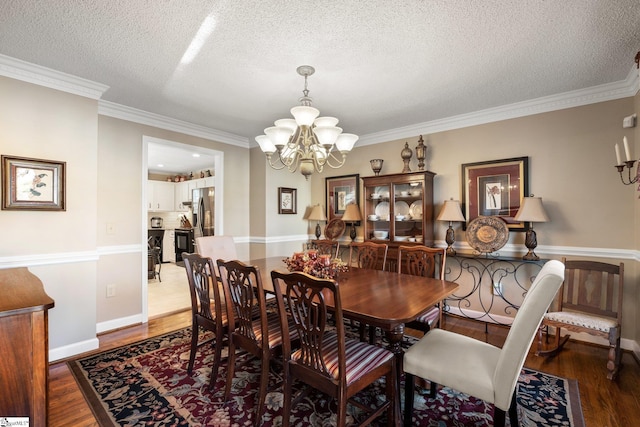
415 135 426 171
615 160 639 185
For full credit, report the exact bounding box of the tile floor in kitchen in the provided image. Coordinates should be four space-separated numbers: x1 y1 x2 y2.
147 261 191 318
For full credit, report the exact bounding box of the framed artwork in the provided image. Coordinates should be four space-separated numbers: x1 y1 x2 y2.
461 157 528 230
2 155 66 211
325 173 360 223
278 187 297 214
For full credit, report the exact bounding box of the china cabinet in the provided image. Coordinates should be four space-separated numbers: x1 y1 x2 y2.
362 171 435 264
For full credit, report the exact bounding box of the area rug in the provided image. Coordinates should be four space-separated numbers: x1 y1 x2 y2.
68 328 585 427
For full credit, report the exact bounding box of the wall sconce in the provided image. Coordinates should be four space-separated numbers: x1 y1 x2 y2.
514 196 549 260
341 204 362 241
614 136 639 185
436 198 465 255
307 205 327 239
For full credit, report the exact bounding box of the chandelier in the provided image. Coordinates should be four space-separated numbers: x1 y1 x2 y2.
255 65 358 179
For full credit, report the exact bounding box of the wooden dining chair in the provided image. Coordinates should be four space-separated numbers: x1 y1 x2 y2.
217 259 296 427
311 239 340 258
271 270 399 427
348 241 389 271
403 260 564 427
182 252 228 390
349 241 389 342
397 245 447 332
536 258 624 380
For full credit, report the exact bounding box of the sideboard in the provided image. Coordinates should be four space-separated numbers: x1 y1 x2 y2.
444 254 547 327
0 267 55 425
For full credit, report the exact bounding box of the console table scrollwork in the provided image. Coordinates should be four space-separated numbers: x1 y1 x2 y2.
444 254 547 326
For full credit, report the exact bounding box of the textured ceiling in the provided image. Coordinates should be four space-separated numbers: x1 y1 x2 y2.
1 0 639 171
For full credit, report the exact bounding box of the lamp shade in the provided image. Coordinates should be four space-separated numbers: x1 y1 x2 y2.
307 205 327 221
514 197 549 222
436 199 465 222
341 204 362 223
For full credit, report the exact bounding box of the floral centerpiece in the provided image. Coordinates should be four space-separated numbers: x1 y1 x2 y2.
283 250 349 279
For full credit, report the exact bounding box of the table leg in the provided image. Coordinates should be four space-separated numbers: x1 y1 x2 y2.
385 324 405 392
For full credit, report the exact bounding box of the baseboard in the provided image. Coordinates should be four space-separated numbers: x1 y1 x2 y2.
96 314 143 334
49 337 99 362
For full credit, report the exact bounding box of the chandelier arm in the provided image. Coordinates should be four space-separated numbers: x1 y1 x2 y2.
266 155 288 170
322 151 348 169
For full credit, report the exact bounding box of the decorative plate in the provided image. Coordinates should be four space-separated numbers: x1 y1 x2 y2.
324 218 346 240
374 201 390 220
394 201 410 216
409 201 423 219
465 216 509 253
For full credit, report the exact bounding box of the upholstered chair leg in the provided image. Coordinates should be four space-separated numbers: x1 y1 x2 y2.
494 407 506 427
254 358 270 427
224 342 237 401
508 392 519 427
209 336 223 390
403 373 415 427
187 322 198 373
337 391 347 427
429 379 437 398
281 369 292 427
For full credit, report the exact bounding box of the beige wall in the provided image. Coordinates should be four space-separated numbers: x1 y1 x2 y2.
306 97 639 346
0 76 99 354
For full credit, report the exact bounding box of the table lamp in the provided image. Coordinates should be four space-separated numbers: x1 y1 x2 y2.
514 196 549 260
436 199 465 255
341 204 362 241
307 205 327 239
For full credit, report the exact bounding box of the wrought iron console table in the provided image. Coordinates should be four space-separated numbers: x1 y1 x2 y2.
444 254 548 326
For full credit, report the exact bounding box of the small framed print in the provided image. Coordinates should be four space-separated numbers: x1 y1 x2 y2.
2 155 66 211
461 157 529 230
278 187 297 214
325 173 360 223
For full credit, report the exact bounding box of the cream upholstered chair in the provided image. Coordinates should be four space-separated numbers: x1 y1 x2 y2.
196 235 237 278
536 258 624 380
403 260 565 427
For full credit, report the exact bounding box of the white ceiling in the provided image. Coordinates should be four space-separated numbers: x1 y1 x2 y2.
1 1 639 172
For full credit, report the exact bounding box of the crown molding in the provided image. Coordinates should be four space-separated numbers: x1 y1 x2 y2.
358 64 640 146
0 54 109 100
98 100 250 149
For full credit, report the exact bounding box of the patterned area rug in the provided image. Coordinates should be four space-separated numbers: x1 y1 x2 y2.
68 328 585 426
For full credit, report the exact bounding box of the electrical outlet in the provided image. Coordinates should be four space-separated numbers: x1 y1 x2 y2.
106 223 116 235
492 282 502 296
106 284 116 298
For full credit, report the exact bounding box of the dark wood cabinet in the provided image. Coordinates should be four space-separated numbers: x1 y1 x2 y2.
362 171 435 267
0 268 55 425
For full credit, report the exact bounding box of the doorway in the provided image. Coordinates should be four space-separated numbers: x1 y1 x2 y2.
142 136 224 321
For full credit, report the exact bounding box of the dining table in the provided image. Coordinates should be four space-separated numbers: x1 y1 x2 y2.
249 256 460 370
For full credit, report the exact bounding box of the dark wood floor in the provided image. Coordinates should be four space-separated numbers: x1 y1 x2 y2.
49 311 640 426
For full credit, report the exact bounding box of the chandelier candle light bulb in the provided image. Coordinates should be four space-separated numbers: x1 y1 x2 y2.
256 65 358 179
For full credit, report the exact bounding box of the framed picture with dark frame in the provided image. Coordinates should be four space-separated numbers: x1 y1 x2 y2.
2 155 66 211
461 157 529 231
325 173 360 223
278 187 297 214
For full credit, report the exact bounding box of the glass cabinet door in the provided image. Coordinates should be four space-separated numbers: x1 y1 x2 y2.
393 180 424 243
365 184 390 241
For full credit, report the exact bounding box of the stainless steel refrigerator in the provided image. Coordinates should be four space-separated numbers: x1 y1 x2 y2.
192 186 215 238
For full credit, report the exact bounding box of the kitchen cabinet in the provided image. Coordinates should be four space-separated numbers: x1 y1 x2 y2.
362 171 435 264
147 180 175 212
174 181 190 212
